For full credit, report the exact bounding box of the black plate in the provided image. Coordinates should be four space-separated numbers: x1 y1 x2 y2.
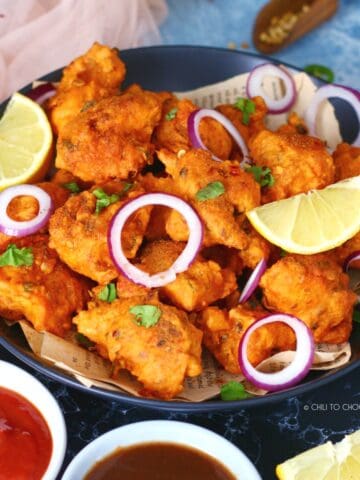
0 46 359 412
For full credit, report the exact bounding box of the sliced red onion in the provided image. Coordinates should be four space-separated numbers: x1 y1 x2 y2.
239 258 267 303
108 193 203 288
238 314 315 392
188 108 249 163
246 63 297 114
305 84 360 147
26 83 56 105
344 251 360 271
0 185 53 237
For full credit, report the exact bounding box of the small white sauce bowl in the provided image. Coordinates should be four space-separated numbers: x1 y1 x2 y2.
0 360 67 480
62 420 261 480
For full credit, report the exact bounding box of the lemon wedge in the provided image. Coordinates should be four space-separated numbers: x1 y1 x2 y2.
0 92 53 190
247 176 360 254
276 430 360 479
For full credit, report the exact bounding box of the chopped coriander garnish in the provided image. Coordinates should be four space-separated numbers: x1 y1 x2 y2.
353 309 360 324
246 165 275 188
196 181 225 201
75 333 95 348
98 283 117 303
303 64 334 83
165 107 178 121
234 97 256 125
81 100 96 112
280 249 287 258
0 244 34 267
122 182 134 194
220 381 252 401
63 181 81 194
93 188 120 214
129 305 162 328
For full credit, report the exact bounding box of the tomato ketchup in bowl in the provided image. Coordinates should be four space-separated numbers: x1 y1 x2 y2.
0 361 66 480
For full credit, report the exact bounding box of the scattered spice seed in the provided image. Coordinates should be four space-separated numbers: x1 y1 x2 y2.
259 4 310 45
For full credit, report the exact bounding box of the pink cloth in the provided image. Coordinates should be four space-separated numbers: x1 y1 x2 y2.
0 0 167 102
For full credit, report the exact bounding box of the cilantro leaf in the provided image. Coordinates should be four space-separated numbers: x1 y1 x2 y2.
220 381 252 401
196 181 225 202
0 244 34 267
129 305 162 328
98 283 117 303
165 107 178 121
63 182 81 194
246 165 275 188
93 188 120 214
75 333 95 348
234 97 256 125
353 309 360 324
280 249 287 258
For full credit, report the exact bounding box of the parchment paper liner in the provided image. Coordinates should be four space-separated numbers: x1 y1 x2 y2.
8 69 353 401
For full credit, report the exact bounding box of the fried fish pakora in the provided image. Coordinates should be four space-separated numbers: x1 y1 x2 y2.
49 183 152 283
47 42 126 135
74 295 202 399
333 142 360 181
157 148 260 249
249 130 335 203
216 96 267 150
334 232 360 269
137 240 237 311
0 235 89 336
260 254 357 343
153 97 233 159
197 303 295 373
56 85 163 182
0 182 70 251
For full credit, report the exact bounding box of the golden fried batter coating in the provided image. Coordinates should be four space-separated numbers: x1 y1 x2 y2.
216 96 267 150
334 232 360 269
137 240 237 311
74 295 202 399
260 254 357 343
276 112 308 135
0 235 89 336
238 218 274 269
333 142 360 181
56 86 163 182
197 303 295 373
47 42 126 134
0 182 70 251
49 183 152 283
154 97 233 159
249 130 335 203
157 149 260 250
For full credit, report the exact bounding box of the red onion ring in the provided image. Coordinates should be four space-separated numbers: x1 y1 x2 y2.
188 108 249 163
26 83 56 105
0 185 53 237
344 251 360 271
305 84 360 147
239 258 267 303
238 314 315 391
108 193 203 288
246 63 297 114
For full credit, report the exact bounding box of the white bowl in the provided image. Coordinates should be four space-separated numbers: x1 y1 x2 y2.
0 360 67 480
62 420 261 480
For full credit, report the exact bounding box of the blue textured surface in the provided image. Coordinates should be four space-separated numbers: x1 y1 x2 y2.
160 0 360 88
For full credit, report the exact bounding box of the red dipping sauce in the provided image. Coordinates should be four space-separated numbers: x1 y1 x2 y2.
0 386 52 480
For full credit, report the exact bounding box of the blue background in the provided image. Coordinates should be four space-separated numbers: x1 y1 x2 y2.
160 0 360 88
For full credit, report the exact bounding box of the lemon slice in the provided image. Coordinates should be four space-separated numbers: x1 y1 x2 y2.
246 176 360 254
276 430 360 480
0 92 53 190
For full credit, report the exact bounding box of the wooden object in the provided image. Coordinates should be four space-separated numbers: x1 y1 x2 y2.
253 0 339 54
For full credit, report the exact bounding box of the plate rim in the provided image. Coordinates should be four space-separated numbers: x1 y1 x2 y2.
0 44 359 411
